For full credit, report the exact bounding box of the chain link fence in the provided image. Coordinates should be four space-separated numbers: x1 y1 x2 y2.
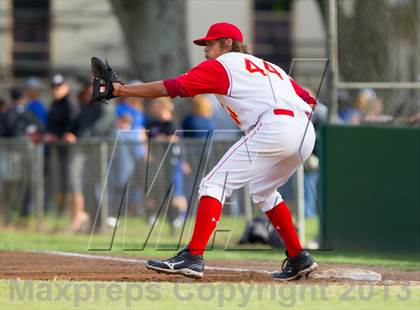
0 139 43 227
46 140 107 224
331 0 420 124
0 137 308 236
100 133 277 231
0 138 247 227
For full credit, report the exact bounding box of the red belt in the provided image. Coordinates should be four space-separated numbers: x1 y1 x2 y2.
273 108 294 117
273 109 311 119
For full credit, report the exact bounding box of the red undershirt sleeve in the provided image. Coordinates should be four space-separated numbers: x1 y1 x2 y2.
289 78 317 106
163 59 230 98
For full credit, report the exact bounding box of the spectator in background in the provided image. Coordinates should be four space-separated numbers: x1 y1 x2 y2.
146 97 190 229
24 77 47 126
44 74 79 143
1 88 43 139
365 96 384 119
0 97 8 136
0 97 5 216
75 79 115 138
208 94 241 140
44 74 87 234
108 92 146 223
180 95 214 222
145 97 176 224
410 112 420 125
115 80 146 130
338 88 379 125
71 79 116 230
109 82 147 218
108 113 138 223
354 88 376 116
146 97 177 138
0 88 43 219
123 92 148 214
182 95 214 138
363 96 393 123
339 88 391 124
337 90 357 124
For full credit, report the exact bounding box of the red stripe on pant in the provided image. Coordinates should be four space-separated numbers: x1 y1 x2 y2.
188 196 222 255
265 201 302 257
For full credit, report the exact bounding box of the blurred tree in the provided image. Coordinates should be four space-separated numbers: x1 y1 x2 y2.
109 0 189 81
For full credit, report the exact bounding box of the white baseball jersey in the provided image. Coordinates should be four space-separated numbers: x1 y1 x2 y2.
215 52 312 131
164 52 317 211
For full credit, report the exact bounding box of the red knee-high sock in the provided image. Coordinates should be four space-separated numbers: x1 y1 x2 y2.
188 196 223 255
265 201 302 257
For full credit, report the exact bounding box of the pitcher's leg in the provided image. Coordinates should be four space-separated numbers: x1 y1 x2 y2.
249 125 317 280
194 127 274 253
250 154 309 257
252 183 318 281
146 126 275 278
198 123 268 204
265 200 302 256
252 179 303 258
188 196 222 255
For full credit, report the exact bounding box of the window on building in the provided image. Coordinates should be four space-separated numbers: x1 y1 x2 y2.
13 0 50 77
254 0 292 71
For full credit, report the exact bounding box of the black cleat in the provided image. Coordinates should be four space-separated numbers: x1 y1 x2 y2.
146 247 204 279
273 250 318 281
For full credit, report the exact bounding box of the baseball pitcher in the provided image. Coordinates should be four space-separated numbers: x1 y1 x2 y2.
91 22 318 281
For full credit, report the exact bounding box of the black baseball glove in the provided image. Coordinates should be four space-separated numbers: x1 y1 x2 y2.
90 57 124 103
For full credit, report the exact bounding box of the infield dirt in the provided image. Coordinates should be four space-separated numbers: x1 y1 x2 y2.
1 251 418 284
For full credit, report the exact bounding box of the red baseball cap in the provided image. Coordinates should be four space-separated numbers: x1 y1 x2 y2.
193 22 243 46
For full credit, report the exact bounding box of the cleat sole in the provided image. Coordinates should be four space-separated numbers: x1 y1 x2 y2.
146 263 203 279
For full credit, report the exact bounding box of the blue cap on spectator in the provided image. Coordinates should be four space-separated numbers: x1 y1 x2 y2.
51 74 65 86
25 76 43 89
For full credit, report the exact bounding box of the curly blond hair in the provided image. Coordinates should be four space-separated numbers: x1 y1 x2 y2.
192 95 213 118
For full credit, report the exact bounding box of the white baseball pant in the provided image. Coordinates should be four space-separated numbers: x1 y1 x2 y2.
198 109 316 212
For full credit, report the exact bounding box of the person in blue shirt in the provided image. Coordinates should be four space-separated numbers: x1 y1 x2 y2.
115 80 146 130
116 100 145 129
111 83 147 218
24 77 47 126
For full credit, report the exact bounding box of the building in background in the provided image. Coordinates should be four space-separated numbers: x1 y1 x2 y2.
252 0 327 94
291 0 327 87
0 0 326 95
0 1 252 82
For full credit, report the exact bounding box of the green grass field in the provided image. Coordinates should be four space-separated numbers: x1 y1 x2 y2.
1 215 419 310
1 215 419 270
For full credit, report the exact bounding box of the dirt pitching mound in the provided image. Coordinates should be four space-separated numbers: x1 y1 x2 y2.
1 251 418 284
